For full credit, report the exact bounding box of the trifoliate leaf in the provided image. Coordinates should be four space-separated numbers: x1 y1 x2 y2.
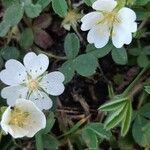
139 103 150 119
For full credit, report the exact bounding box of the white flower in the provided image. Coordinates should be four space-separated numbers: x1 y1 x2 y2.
0 52 65 110
1 99 46 138
81 0 137 48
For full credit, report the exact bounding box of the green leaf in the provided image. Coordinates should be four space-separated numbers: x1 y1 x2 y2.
25 3 42 18
121 101 132 136
59 60 75 84
0 56 4 70
111 47 128 65
132 115 150 147
82 123 111 149
86 43 113 58
85 123 112 139
0 21 10 37
19 28 34 49
74 54 98 77
37 0 52 9
129 48 141 56
143 46 150 55
52 0 68 17
2 0 19 8
1 47 20 60
145 86 150 94
43 134 59 150
139 103 150 119
3 3 24 26
135 0 150 5
99 97 127 111
137 53 149 68
84 0 96 6
104 103 127 130
40 112 55 134
64 33 80 59
82 128 98 149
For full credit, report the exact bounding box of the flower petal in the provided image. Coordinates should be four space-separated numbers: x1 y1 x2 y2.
1 86 28 106
117 7 137 32
0 59 27 86
92 0 117 12
29 90 53 110
40 71 65 96
112 24 133 48
87 24 110 48
23 52 49 79
81 12 103 31
15 99 46 137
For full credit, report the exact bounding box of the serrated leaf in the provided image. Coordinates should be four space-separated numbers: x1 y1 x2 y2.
86 43 113 58
37 0 52 9
74 54 98 77
82 128 98 149
99 97 127 111
25 3 42 18
111 47 128 65
19 28 34 49
1 47 20 60
3 3 24 26
43 134 59 150
145 86 150 94
132 115 150 147
121 101 132 136
137 53 149 68
52 0 68 17
0 21 10 37
59 60 75 84
139 103 150 119
64 33 80 59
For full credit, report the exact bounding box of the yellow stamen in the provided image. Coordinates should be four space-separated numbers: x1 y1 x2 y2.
27 79 39 91
9 107 29 127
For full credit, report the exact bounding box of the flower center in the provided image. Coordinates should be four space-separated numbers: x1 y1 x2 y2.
27 79 39 91
9 107 29 127
98 11 121 26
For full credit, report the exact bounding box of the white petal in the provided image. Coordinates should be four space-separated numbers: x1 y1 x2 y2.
15 99 46 137
0 60 27 86
81 12 103 31
40 71 65 96
1 86 28 106
92 0 117 12
87 24 110 48
112 24 133 48
23 52 49 79
29 90 53 110
0 107 11 134
117 7 137 32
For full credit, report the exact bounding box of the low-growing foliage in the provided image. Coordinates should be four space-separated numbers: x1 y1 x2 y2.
0 0 149 149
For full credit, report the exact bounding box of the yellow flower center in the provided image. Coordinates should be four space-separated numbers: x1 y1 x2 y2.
27 79 39 91
9 107 29 127
98 11 121 26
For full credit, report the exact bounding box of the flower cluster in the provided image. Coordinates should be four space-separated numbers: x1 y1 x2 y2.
0 52 65 138
81 0 137 48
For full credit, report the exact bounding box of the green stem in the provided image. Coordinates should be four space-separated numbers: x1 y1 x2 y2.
123 67 148 96
35 133 44 150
